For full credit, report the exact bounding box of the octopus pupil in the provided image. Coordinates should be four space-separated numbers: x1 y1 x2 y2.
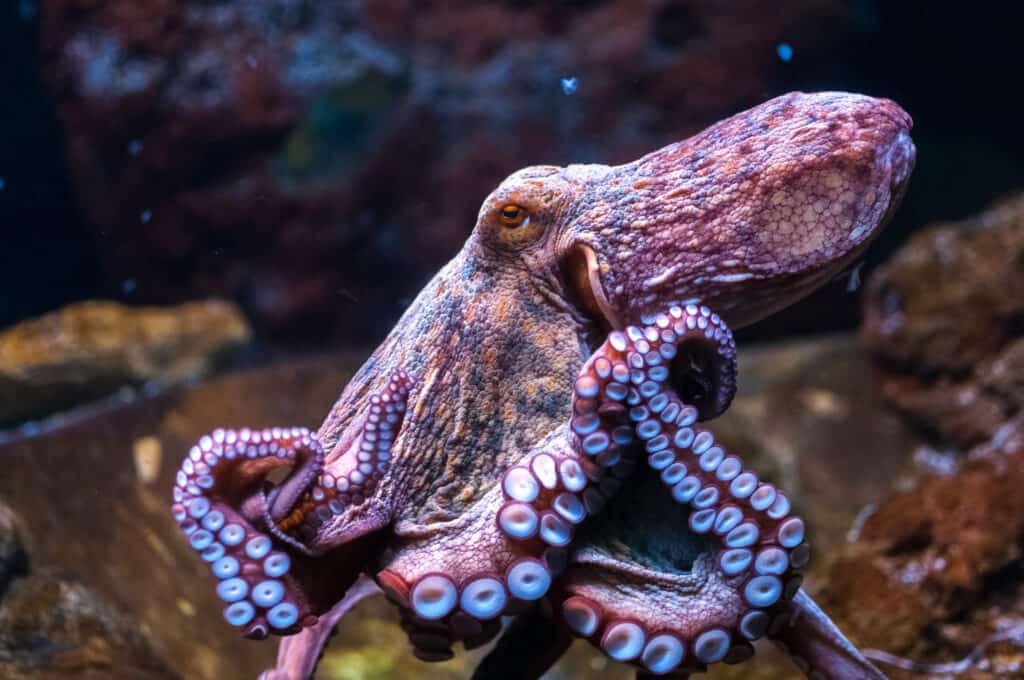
501 204 528 227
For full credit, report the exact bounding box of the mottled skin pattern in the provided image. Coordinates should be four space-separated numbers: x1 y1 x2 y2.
169 92 915 678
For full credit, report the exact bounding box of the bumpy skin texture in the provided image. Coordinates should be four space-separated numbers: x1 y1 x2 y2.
169 92 915 678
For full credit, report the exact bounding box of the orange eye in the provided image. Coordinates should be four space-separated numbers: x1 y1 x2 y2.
499 204 529 228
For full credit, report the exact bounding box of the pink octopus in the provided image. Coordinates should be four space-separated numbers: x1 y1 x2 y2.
170 91 915 679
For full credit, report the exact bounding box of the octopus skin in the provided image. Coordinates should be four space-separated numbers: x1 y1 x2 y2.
169 91 915 679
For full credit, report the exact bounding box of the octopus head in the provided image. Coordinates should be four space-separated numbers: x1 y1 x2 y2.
557 91 913 331
472 92 914 420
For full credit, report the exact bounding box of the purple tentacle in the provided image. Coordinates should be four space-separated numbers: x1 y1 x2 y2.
770 589 887 679
170 370 411 640
259 575 381 680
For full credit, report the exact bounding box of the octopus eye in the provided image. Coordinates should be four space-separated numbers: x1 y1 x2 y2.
499 204 530 228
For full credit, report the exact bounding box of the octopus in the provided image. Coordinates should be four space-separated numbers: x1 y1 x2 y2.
170 91 915 679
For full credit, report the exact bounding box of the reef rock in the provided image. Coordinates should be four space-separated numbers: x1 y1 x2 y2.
822 418 1024 679
823 195 1024 678
39 0 848 340
0 300 249 427
862 193 1024 448
0 575 179 679
0 500 175 679
0 503 27 600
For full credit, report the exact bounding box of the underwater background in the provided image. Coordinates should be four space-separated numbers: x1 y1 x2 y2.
0 1 1023 679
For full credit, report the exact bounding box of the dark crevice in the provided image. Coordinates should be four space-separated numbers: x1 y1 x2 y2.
883 522 933 557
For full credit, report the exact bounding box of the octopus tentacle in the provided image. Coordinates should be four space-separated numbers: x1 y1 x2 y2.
170 370 411 639
372 437 584 632
555 304 809 676
172 427 325 638
274 370 412 543
373 434 645 653
492 304 740 573
769 590 886 680
468 608 572 680
258 575 381 680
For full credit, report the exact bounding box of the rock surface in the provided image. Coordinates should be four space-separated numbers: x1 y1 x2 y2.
0 500 176 679
0 299 250 426
822 419 1024 679
862 193 1024 449
0 504 28 602
39 0 848 340
819 195 1024 679
0 334 920 679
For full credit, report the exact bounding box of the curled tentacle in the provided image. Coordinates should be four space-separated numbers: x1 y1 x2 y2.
555 304 810 676
170 370 411 639
172 427 326 638
488 305 741 588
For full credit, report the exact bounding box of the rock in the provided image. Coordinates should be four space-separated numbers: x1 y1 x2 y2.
0 575 179 679
821 418 1024 679
822 196 1024 677
38 0 849 340
0 351 365 680
863 193 1024 448
0 500 173 679
0 503 28 601
0 300 250 427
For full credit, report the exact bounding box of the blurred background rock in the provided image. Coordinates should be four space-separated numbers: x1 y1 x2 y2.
3 0 1023 347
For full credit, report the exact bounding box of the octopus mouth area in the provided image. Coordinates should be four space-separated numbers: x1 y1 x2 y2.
562 243 735 420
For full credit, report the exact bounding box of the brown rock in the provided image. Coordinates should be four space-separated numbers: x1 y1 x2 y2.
821 419 1024 679
0 352 362 680
0 575 179 680
0 503 28 600
39 0 849 340
863 193 1024 448
0 300 250 426
0 500 174 679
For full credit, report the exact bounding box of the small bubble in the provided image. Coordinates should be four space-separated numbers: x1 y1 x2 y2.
776 43 793 63
246 55 259 69
122 278 137 294
128 140 143 156
560 76 578 96
17 0 36 21
140 209 152 224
